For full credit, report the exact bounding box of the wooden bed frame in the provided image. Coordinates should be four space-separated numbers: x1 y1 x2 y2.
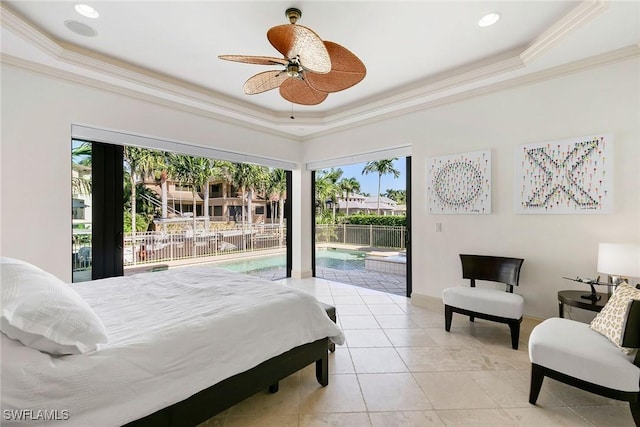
125 337 329 426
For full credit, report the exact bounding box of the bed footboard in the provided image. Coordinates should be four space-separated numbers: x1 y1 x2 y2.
125 337 329 427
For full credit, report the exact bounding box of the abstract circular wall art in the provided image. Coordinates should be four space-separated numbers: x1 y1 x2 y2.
427 150 491 214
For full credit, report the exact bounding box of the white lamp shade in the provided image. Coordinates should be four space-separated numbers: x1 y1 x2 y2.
597 243 640 278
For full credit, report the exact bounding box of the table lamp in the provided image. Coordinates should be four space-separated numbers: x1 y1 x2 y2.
597 243 640 294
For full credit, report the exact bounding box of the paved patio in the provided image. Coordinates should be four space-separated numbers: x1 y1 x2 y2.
249 265 407 297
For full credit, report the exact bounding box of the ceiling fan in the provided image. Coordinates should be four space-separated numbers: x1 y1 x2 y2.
218 8 366 106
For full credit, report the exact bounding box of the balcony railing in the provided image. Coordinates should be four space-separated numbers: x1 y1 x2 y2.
123 223 286 266
73 224 405 274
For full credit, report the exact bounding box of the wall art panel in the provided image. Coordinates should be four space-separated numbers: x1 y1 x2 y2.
427 150 491 214
515 134 612 214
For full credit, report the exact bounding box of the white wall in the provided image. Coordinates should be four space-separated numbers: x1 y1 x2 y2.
304 58 640 319
2 58 638 320
0 66 301 281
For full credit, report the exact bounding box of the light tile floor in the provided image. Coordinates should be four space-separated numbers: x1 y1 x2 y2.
249 266 407 296
199 277 635 427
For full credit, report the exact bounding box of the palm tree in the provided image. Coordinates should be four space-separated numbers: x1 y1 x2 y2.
72 142 92 197
383 189 406 204
315 168 343 222
231 163 269 249
205 160 235 225
123 146 157 234
362 159 400 214
269 169 287 246
338 177 361 216
168 154 214 240
153 151 172 222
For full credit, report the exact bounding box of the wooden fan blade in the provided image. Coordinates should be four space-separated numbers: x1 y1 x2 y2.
218 55 289 66
305 41 366 93
279 78 328 105
267 25 331 74
243 71 289 95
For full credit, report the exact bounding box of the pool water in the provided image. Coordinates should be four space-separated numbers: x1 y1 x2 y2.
317 248 366 270
213 249 365 273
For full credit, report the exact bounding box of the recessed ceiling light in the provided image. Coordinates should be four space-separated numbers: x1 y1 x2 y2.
478 12 500 27
74 4 99 19
65 20 97 37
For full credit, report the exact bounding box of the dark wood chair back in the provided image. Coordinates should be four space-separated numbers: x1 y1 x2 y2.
621 299 640 368
460 254 525 293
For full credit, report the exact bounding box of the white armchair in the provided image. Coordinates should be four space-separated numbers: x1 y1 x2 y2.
442 254 525 349
528 292 640 425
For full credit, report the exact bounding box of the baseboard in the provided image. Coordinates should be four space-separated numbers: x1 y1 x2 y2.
291 269 313 279
410 293 444 312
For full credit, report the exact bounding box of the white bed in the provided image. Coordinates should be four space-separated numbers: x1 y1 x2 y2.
1 265 344 426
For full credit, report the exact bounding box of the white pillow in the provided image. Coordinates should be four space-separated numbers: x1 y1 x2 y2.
1 257 108 355
590 282 640 355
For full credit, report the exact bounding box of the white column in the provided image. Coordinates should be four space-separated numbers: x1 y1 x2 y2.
291 165 313 279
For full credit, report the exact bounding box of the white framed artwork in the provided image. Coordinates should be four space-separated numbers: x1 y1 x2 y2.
515 134 613 214
427 150 491 214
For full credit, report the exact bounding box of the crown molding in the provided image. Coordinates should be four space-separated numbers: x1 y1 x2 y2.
304 45 640 141
321 48 527 127
0 3 62 56
1 0 633 141
521 0 608 63
0 53 304 142
3 43 637 143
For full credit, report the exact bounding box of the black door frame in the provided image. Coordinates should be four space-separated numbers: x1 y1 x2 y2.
405 156 412 297
90 141 124 280
310 159 412 297
311 170 317 278
286 170 293 278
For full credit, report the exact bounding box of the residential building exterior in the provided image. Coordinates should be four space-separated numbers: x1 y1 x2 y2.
335 193 405 216
144 179 277 224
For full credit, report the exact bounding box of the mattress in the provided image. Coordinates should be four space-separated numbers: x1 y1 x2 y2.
1 266 344 426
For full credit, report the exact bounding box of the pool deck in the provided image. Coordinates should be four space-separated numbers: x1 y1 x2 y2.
249 243 407 296
251 266 407 296
116 244 408 296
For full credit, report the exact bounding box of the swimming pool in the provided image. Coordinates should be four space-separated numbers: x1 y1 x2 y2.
213 248 366 274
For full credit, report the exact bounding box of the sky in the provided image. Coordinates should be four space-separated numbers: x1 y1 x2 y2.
321 158 406 196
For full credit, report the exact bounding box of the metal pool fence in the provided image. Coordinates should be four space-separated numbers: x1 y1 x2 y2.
72 224 406 272
122 224 286 266
315 224 406 249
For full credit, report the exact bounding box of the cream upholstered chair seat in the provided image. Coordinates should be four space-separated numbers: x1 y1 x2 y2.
442 287 524 320
528 297 640 425
442 254 525 349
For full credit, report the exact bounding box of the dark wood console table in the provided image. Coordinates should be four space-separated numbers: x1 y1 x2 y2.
557 290 609 318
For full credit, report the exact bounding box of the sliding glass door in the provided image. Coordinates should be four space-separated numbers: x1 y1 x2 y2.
72 138 293 282
311 156 412 297
72 140 124 281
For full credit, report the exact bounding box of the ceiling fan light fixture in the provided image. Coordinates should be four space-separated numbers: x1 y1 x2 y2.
286 63 300 78
478 12 500 27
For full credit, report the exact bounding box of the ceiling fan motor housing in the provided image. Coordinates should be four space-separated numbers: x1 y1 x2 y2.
286 8 302 24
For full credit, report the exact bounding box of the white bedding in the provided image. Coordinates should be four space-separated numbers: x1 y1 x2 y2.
1 266 344 426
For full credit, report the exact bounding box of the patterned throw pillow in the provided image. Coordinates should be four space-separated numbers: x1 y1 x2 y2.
590 282 640 354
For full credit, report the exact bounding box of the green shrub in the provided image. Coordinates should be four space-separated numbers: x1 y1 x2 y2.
124 211 150 232
345 214 406 227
